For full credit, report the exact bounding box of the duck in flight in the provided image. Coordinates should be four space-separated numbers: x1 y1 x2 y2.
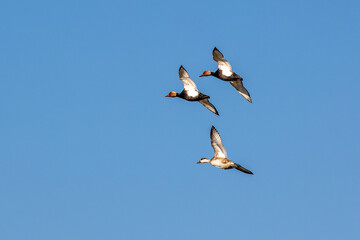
166 66 219 116
197 126 253 174
199 47 252 103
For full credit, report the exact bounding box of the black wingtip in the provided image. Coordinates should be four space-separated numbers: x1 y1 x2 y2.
241 169 254 175
234 163 253 175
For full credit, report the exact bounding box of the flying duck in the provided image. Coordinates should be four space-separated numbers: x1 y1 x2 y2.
166 66 219 116
197 126 253 174
199 47 252 103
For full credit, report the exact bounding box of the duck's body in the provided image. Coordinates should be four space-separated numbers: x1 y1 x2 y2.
166 66 219 115
200 47 252 103
197 126 253 174
201 157 253 173
176 91 209 101
209 158 234 169
211 70 242 82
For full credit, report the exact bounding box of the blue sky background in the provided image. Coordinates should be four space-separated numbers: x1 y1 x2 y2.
1 0 360 239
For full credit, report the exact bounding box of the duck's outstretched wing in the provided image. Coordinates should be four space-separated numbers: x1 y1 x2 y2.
230 79 252 103
233 163 253 175
179 65 198 91
210 126 227 158
199 99 219 116
212 47 232 77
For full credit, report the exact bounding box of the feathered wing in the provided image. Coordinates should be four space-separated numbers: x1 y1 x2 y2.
233 163 253 175
178 66 198 91
230 80 252 103
212 47 232 77
210 126 227 158
199 99 219 116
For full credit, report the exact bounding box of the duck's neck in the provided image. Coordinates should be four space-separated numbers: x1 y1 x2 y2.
212 71 220 77
200 158 211 163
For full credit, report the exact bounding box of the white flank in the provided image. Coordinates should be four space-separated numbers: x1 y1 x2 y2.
218 62 232 77
187 89 198 97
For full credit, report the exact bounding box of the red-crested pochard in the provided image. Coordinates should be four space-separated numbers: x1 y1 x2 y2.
166 66 219 115
200 47 252 103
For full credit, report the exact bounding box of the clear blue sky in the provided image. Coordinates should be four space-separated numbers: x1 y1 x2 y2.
1 0 359 239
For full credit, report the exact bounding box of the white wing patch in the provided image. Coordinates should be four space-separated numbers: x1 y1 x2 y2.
179 66 198 92
218 61 232 77
181 80 197 92
212 48 233 77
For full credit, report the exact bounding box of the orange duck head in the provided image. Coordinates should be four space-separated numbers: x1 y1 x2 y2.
199 70 212 77
165 91 177 97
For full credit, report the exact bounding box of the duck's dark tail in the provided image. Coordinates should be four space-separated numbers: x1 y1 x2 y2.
234 163 253 175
